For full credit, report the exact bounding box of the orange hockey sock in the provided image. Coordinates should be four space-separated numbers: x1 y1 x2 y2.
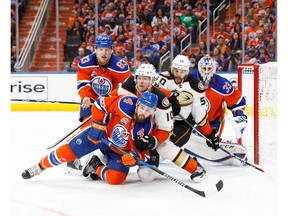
97 166 127 185
40 144 77 169
172 149 198 174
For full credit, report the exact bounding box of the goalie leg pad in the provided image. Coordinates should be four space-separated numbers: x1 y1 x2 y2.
184 134 247 166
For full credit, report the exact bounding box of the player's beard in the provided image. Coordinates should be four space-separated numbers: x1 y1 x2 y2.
135 114 148 123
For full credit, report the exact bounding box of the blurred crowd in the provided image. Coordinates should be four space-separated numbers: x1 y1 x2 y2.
11 0 277 72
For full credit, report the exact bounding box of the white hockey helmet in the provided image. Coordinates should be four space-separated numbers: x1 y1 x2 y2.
135 63 157 79
198 55 216 88
171 54 190 74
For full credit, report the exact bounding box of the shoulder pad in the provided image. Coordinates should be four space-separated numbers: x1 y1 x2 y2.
187 75 206 93
108 54 130 72
78 53 97 67
121 76 137 93
119 96 138 117
212 74 234 95
152 88 170 109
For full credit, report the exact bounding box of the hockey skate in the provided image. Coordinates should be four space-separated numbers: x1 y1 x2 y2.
22 163 43 179
82 155 103 180
65 158 83 176
190 158 207 183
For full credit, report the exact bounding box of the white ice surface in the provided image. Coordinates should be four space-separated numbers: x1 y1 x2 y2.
9 111 283 216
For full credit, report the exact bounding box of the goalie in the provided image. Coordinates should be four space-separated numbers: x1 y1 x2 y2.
187 55 248 165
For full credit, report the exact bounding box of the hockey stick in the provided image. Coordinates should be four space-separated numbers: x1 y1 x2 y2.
11 99 81 104
101 138 223 198
46 116 92 149
178 114 265 172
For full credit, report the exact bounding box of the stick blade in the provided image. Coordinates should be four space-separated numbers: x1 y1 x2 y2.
202 180 224 198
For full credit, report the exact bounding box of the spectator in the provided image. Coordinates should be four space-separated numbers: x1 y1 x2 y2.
174 1 186 17
173 16 188 48
71 47 85 69
80 41 92 56
73 0 89 15
140 19 153 36
247 29 266 50
130 48 148 71
68 10 84 28
137 0 153 13
244 45 258 63
85 26 96 43
180 6 199 43
101 2 117 21
117 2 128 20
139 7 153 27
262 22 273 41
211 22 231 45
228 50 242 71
86 34 95 53
102 24 116 41
84 8 95 30
211 47 225 71
229 32 242 52
66 19 86 42
195 41 207 58
188 53 198 71
266 38 276 61
192 2 207 22
114 47 129 63
215 36 231 60
151 7 168 28
109 17 119 33
141 38 160 70
231 23 243 38
149 30 167 55
256 45 270 64
245 19 263 43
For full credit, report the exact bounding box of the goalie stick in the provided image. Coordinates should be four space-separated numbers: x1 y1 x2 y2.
46 116 92 149
101 138 223 198
178 114 265 173
11 99 81 104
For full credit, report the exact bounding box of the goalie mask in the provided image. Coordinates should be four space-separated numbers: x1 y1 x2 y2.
198 55 216 89
171 54 190 83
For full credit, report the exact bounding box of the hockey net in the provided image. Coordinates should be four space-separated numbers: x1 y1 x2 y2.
238 62 277 166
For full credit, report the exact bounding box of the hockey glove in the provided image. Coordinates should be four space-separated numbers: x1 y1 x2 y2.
149 149 159 167
122 151 139 167
206 130 220 151
230 110 248 139
87 121 107 144
135 135 158 152
168 93 181 116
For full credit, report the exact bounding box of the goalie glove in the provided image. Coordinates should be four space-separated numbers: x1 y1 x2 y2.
135 135 158 152
87 121 107 144
206 130 220 151
230 110 248 139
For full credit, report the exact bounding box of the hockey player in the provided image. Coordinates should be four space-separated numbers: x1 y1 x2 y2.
154 54 219 149
105 63 208 182
187 55 248 164
67 35 132 173
22 92 155 184
155 54 247 165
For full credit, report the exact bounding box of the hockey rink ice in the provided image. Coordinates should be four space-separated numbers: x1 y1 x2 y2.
10 111 283 216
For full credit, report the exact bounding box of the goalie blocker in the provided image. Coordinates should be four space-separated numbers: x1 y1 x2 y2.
184 133 247 166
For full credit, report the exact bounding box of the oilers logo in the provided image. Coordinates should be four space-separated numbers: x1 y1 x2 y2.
91 76 112 96
111 124 129 147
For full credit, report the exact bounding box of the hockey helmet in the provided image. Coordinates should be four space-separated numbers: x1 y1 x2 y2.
135 63 157 79
137 91 158 109
94 35 113 49
171 54 190 74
